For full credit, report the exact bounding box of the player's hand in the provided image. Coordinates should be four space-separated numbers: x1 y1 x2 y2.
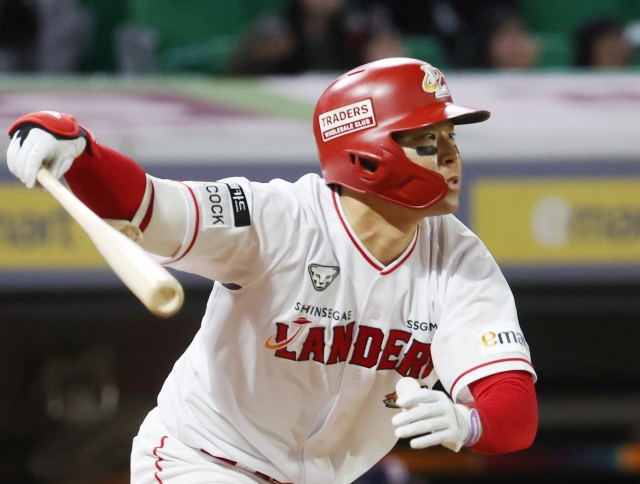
7 111 88 189
392 386 482 452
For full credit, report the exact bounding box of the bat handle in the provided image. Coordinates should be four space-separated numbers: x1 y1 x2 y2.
36 168 185 317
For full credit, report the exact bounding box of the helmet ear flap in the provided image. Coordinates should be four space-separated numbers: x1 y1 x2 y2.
350 153 379 174
347 150 386 183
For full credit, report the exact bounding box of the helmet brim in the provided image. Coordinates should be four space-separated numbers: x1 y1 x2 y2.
390 101 490 133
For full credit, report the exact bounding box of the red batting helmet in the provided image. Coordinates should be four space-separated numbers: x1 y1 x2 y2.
313 57 490 209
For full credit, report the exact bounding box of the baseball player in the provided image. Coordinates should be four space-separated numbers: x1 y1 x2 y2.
6 58 537 484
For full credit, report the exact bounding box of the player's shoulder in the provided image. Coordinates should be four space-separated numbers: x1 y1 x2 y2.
215 173 327 201
268 172 326 192
423 213 477 239
224 173 333 228
264 172 332 205
421 214 488 256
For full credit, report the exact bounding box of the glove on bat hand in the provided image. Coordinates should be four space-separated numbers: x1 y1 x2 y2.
7 111 89 189
392 387 482 452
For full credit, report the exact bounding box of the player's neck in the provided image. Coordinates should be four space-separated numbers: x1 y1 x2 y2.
339 188 419 266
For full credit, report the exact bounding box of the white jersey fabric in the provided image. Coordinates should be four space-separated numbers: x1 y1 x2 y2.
145 173 535 484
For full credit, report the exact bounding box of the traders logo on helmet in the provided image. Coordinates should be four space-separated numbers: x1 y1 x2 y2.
318 99 377 142
420 64 450 99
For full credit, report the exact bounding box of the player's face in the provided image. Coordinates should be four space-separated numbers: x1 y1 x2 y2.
393 120 461 215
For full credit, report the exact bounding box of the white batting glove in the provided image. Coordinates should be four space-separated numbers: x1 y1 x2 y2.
392 379 482 452
6 111 88 189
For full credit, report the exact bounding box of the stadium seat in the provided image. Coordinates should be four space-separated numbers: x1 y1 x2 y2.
127 0 251 48
517 0 627 34
160 34 241 74
624 0 640 20
254 0 286 16
126 0 262 74
533 32 574 68
403 36 449 69
77 0 128 72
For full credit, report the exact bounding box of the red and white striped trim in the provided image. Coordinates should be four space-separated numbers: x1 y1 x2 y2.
331 189 418 275
201 450 293 484
130 176 155 230
138 182 155 232
159 181 200 265
171 182 200 263
449 358 536 402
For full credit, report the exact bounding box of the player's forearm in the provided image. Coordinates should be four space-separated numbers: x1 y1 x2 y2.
468 371 538 455
65 143 187 257
65 143 147 220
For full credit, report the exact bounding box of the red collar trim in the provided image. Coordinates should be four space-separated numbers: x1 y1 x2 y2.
331 189 418 275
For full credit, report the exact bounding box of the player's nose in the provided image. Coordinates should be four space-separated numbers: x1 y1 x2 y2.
438 139 460 168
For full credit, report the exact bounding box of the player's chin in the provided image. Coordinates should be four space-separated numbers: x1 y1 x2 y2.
422 194 459 217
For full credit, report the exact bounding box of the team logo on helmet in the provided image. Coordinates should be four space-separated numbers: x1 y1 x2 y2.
420 64 450 99
308 264 340 291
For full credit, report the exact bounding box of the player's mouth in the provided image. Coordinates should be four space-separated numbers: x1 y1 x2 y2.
446 176 460 190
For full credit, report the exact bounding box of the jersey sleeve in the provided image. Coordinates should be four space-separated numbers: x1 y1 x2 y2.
429 215 536 403
158 176 316 287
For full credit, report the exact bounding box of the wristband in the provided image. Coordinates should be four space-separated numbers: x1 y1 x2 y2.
464 408 482 447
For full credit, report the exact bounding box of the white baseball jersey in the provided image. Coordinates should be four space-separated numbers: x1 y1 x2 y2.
143 173 535 484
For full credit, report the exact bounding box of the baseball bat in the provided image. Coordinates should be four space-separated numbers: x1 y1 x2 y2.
36 168 184 317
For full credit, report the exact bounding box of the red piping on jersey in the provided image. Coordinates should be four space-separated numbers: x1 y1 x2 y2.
201 449 294 484
170 182 200 264
201 449 236 465
153 435 168 484
331 189 418 275
449 358 534 395
139 181 155 232
380 228 418 275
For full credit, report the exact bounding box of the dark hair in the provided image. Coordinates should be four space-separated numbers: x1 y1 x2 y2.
575 17 624 67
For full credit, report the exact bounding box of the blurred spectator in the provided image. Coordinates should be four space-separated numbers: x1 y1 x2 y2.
369 0 539 69
0 0 93 73
229 0 404 75
371 0 466 65
28 345 153 484
575 17 632 68
464 4 540 69
0 0 38 71
36 0 93 73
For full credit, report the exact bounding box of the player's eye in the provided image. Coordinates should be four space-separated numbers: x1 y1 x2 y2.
416 146 438 156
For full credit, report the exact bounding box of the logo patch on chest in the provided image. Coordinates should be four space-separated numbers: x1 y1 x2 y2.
308 264 340 291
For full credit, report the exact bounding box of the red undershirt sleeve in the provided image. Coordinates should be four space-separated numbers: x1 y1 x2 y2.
64 144 147 221
466 370 538 455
